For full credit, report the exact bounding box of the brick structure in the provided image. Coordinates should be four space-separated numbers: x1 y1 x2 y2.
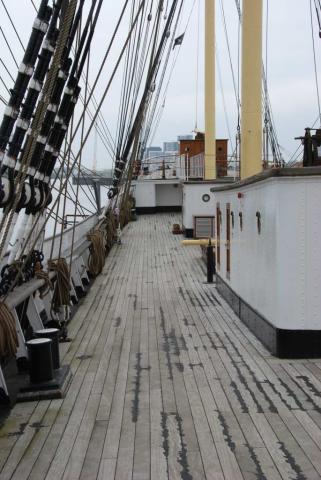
179 132 228 178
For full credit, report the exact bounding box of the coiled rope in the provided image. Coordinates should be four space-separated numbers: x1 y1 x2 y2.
0 301 18 358
120 196 135 228
35 268 53 299
87 229 105 277
105 211 117 249
48 258 70 313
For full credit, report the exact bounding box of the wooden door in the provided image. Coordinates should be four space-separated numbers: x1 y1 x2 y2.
216 203 220 270
226 203 231 278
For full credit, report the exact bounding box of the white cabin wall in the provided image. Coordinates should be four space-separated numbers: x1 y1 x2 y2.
214 176 321 331
133 182 156 209
182 184 215 230
216 180 279 326
275 178 321 330
155 184 182 207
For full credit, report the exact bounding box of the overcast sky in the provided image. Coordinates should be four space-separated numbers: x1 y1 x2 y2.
0 0 320 169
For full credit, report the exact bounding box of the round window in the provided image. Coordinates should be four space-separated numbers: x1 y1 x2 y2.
202 194 210 203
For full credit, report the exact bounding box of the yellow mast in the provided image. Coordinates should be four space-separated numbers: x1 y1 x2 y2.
241 0 263 179
204 0 216 180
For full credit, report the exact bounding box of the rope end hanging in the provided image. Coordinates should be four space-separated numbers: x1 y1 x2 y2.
0 300 19 359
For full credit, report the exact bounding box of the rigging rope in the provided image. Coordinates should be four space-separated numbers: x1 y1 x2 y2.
310 0 321 125
0 301 18 358
70 20 90 271
216 44 234 152
0 0 25 52
219 0 239 110
0 26 19 69
141 0 184 152
0 0 188 299
0 74 10 95
7 3 144 278
87 229 105 277
35 268 53 298
119 0 164 164
0 0 77 259
194 0 200 130
231 0 283 167
0 57 15 83
48 257 70 313
30 0 38 12
264 0 269 165
145 0 196 149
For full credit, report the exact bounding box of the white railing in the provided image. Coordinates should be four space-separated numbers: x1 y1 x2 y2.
177 152 241 180
189 152 205 178
176 152 205 180
140 152 240 180
139 154 181 179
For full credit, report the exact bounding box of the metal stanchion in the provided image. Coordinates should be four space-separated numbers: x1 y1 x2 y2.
181 237 216 283
35 328 60 369
206 238 214 283
26 338 54 383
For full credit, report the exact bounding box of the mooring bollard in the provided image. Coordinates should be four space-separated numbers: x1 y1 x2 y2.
26 338 54 384
35 328 60 370
181 238 216 283
206 238 214 283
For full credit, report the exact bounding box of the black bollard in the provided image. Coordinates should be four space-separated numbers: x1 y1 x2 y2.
35 328 60 370
206 239 214 283
213 248 216 276
26 338 54 383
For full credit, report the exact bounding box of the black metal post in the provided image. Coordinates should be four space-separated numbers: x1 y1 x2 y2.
206 239 214 283
26 338 54 383
35 328 60 370
213 248 216 276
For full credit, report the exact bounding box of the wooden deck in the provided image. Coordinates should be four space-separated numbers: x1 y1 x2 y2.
1 213 321 479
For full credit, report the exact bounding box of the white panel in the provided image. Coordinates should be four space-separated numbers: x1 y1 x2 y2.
26 295 44 331
133 182 156 208
12 309 28 359
182 184 216 229
214 175 321 331
155 184 182 206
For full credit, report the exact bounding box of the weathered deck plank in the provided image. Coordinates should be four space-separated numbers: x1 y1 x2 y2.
1 213 321 479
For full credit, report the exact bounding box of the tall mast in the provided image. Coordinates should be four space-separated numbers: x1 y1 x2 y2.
241 0 263 179
204 0 216 180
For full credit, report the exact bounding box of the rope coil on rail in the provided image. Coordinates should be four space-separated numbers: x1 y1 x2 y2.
120 195 135 228
48 258 70 312
87 229 105 277
35 268 53 299
105 211 117 249
0 301 19 359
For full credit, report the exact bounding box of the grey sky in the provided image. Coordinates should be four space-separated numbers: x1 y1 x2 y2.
0 0 320 169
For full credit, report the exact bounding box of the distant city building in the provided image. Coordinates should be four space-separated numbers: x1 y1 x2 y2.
143 146 162 173
145 146 162 159
163 141 178 153
177 134 193 141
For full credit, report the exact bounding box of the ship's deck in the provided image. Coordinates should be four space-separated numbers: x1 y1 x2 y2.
1 213 321 479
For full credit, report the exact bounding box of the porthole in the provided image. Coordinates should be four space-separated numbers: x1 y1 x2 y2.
202 193 210 203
